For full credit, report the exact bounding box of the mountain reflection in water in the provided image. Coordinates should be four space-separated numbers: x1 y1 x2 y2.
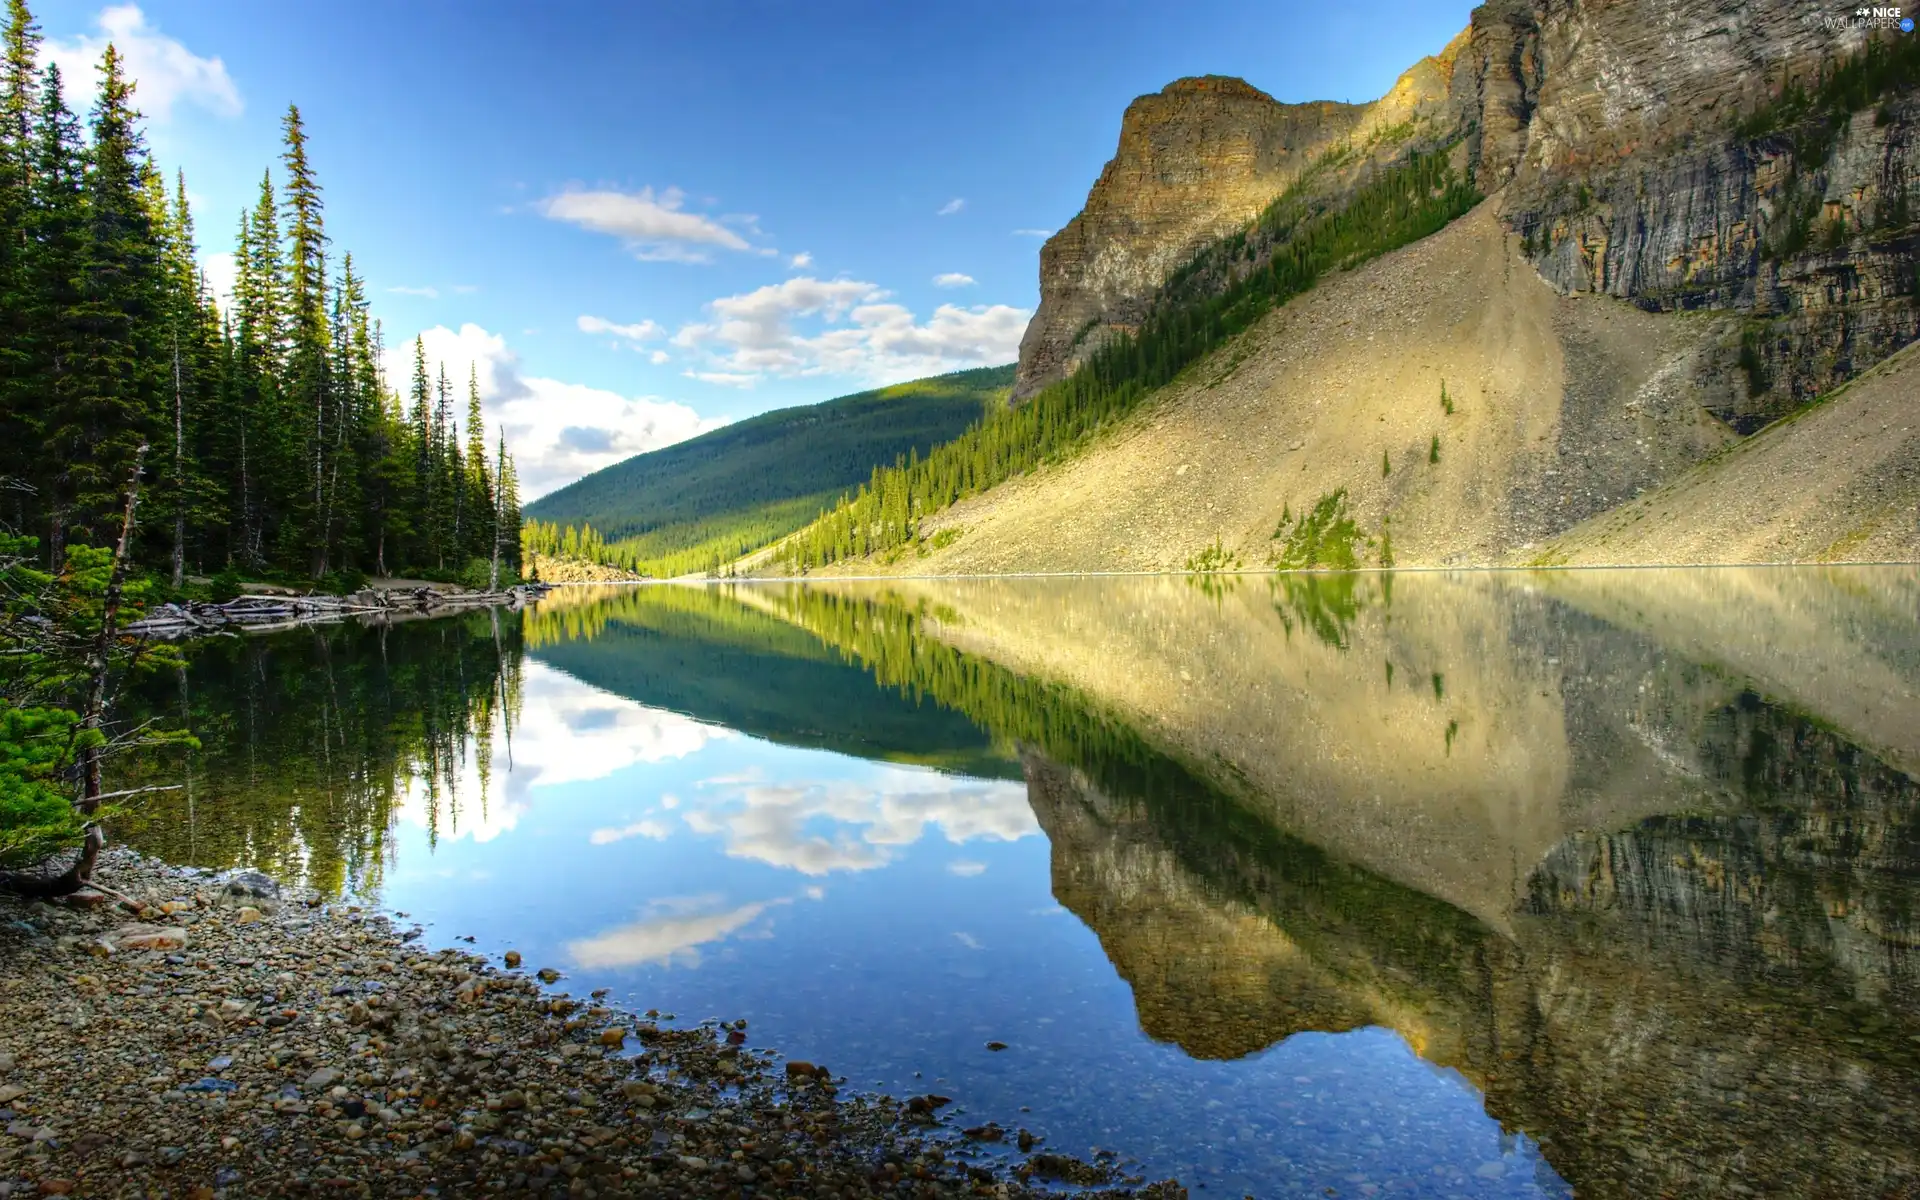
124 569 1920 1198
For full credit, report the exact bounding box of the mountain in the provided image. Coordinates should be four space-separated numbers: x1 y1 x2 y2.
525 364 1013 575
521 584 1019 779
763 2 1919 574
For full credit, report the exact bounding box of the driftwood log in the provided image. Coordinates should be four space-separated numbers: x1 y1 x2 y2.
122 583 553 639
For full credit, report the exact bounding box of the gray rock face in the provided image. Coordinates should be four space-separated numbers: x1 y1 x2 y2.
1499 2 1918 419
1011 77 1370 400
1014 0 1917 422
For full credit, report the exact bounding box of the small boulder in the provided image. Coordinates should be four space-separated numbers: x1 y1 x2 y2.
598 1028 626 1049
224 870 281 900
110 924 187 953
234 906 264 925
503 951 522 969
304 1068 341 1090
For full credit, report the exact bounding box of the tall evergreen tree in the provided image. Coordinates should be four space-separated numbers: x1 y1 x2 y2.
0 0 42 515
279 105 333 574
53 46 161 549
0 1 521 588
464 366 491 561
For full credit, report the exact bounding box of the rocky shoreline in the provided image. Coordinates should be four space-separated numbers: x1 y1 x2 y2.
123 584 555 640
0 850 1181 1200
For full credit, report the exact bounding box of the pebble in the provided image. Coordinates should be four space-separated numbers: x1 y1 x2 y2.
0 847 1182 1200
108 923 187 952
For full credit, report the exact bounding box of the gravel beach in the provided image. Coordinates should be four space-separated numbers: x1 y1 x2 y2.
0 849 1183 1200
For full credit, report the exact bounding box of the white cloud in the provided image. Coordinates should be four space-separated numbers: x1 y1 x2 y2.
953 932 983 950
569 896 788 969
682 370 760 388
393 663 729 845
933 273 975 288
648 350 670 365
388 285 440 299
1012 228 1054 237
589 818 673 846
947 859 987 877
43 5 241 123
199 250 236 312
577 314 663 342
937 198 965 216
788 252 813 270
382 323 727 500
672 276 1027 387
676 765 1037 876
538 186 752 262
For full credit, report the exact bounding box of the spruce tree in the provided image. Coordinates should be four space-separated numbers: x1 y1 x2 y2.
279 105 332 574
464 366 491 561
55 45 162 549
408 336 432 566
0 4 521 584
0 0 41 515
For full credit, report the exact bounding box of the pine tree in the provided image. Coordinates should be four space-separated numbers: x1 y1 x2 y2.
0 0 42 516
431 364 456 567
408 336 432 566
280 106 332 575
0 1 521 587
54 45 162 549
464 366 491 562
8 64 79 552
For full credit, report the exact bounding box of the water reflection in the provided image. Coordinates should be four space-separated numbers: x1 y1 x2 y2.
122 569 1920 1198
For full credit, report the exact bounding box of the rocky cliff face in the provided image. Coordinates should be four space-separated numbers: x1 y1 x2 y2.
1011 51 1470 399
1017 0 1917 424
1498 0 1919 421
1011 79 1363 399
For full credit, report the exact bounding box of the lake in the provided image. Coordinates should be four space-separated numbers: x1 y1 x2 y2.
122 568 1920 1198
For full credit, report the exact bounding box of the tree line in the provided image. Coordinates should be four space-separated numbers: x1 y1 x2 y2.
0 0 523 591
777 146 1480 571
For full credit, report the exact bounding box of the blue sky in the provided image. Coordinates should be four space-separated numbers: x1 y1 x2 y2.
37 0 1473 497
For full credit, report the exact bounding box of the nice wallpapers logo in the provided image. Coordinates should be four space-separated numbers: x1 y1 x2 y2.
1807 5 1914 30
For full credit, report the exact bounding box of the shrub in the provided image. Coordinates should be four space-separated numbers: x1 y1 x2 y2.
1185 537 1242 573
209 568 246 603
0 705 86 869
1429 435 1441 464
1272 490 1362 570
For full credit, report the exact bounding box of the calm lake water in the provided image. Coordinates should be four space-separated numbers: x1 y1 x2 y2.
123 568 1920 1198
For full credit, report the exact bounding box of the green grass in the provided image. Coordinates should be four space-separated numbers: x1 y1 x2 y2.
524 364 1014 576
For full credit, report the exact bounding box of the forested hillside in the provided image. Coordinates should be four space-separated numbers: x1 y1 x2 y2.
776 149 1478 571
523 364 1011 577
0 0 522 589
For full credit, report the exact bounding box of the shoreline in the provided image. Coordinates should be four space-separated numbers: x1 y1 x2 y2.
0 848 1181 1200
124 584 555 640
